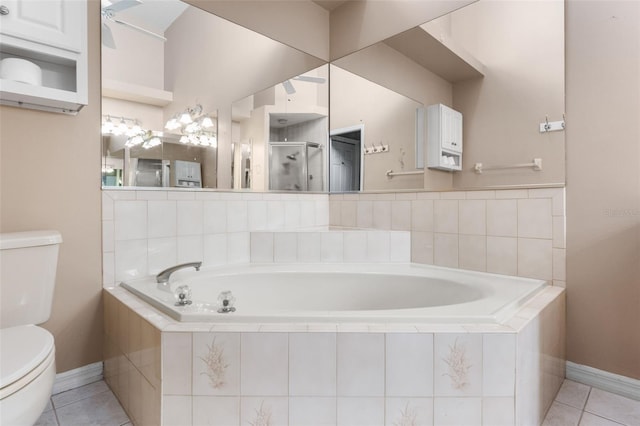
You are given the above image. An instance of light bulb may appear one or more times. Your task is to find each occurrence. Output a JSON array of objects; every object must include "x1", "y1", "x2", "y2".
[
  {"x1": 180, "y1": 135, "x2": 189, "y2": 144},
  {"x1": 102, "y1": 116, "x2": 115, "y2": 134},
  {"x1": 127, "y1": 135, "x2": 144, "y2": 146},
  {"x1": 201, "y1": 116, "x2": 214, "y2": 128},
  {"x1": 179, "y1": 111, "x2": 193, "y2": 124},
  {"x1": 126, "y1": 122, "x2": 143, "y2": 137},
  {"x1": 116, "y1": 118, "x2": 128, "y2": 135},
  {"x1": 185, "y1": 122, "x2": 200, "y2": 134},
  {"x1": 165, "y1": 117, "x2": 180, "y2": 130}
]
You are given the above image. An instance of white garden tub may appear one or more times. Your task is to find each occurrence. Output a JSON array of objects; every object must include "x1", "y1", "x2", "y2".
[{"x1": 120, "y1": 263, "x2": 546, "y2": 324}]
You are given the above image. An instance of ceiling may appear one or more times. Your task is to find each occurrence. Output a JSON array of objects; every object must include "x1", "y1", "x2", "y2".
[
  {"x1": 102, "y1": 0, "x2": 188, "y2": 34},
  {"x1": 104, "y1": 0, "x2": 351, "y2": 37}
]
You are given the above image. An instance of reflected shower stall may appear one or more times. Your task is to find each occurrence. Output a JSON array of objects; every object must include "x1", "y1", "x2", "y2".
[{"x1": 269, "y1": 142, "x2": 322, "y2": 191}]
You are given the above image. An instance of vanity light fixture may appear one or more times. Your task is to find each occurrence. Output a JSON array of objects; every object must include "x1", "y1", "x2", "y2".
[
  {"x1": 165, "y1": 104, "x2": 217, "y2": 148},
  {"x1": 101, "y1": 115, "x2": 141, "y2": 136},
  {"x1": 101, "y1": 115, "x2": 161, "y2": 150}
]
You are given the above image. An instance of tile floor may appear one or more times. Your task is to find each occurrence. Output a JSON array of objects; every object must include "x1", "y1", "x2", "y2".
[
  {"x1": 542, "y1": 380, "x2": 640, "y2": 426},
  {"x1": 35, "y1": 380, "x2": 129, "y2": 426},
  {"x1": 36, "y1": 378, "x2": 639, "y2": 426}
]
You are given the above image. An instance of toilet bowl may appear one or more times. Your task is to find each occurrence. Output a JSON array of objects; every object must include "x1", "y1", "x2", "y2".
[
  {"x1": 0, "y1": 230, "x2": 62, "y2": 426},
  {"x1": 0, "y1": 326, "x2": 56, "y2": 426}
]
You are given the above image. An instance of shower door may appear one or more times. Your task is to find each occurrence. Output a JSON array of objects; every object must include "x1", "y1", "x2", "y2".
[{"x1": 269, "y1": 142, "x2": 308, "y2": 191}]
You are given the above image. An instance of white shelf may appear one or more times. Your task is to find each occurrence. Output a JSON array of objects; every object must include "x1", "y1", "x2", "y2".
[{"x1": 102, "y1": 79, "x2": 173, "y2": 107}]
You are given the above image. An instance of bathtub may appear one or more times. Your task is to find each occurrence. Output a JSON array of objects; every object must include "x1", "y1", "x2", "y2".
[{"x1": 120, "y1": 263, "x2": 546, "y2": 324}]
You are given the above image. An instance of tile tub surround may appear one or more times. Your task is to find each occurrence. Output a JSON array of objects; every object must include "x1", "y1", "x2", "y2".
[
  {"x1": 103, "y1": 285, "x2": 565, "y2": 425},
  {"x1": 330, "y1": 188, "x2": 566, "y2": 285},
  {"x1": 102, "y1": 190, "x2": 330, "y2": 287},
  {"x1": 102, "y1": 187, "x2": 566, "y2": 288}
]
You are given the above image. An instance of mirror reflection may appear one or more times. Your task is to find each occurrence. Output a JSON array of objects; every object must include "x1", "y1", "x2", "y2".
[
  {"x1": 101, "y1": 0, "x2": 564, "y2": 192},
  {"x1": 232, "y1": 65, "x2": 329, "y2": 192},
  {"x1": 101, "y1": 0, "x2": 220, "y2": 188},
  {"x1": 329, "y1": 64, "x2": 424, "y2": 191},
  {"x1": 101, "y1": 0, "x2": 325, "y2": 189}
]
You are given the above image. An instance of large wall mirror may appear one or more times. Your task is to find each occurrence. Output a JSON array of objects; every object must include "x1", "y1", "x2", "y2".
[{"x1": 101, "y1": 0, "x2": 564, "y2": 192}]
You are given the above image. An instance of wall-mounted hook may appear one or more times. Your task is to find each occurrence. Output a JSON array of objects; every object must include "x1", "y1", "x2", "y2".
[{"x1": 539, "y1": 116, "x2": 565, "y2": 133}]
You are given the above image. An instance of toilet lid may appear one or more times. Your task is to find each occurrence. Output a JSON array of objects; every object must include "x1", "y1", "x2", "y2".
[{"x1": 0, "y1": 325, "x2": 54, "y2": 389}]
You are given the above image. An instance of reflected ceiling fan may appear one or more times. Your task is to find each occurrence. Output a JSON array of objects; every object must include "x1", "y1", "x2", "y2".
[
  {"x1": 101, "y1": 0, "x2": 167, "y2": 49},
  {"x1": 282, "y1": 75, "x2": 327, "y2": 95}
]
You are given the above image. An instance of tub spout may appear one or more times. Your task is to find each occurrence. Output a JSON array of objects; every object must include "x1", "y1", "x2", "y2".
[{"x1": 156, "y1": 261, "x2": 202, "y2": 284}]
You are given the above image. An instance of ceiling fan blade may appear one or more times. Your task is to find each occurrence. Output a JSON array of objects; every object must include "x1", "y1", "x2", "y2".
[
  {"x1": 102, "y1": 22, "x2": 116, "y2": 49},
  {"x1": 103, "y1": 0, "x2": 141, "y2": 13},
  {"x1": 282, "y1": 80, "x2": 296, "y2": 95},
  {"x1": 293, "y1": 76, "x2": 327, "y2": 84},
  {"x1": 113, "y1": 19, "x2": 167, "y2": 41}
]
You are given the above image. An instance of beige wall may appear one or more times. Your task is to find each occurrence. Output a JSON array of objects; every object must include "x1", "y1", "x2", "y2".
[
  {"x1": 186, "y1": 0, "x2": 330, "y2": 61},
  {"x1": 330, "y1": 65, "x2": 423, "y2": 191},
  {"x1": 333, "y1": 42, "x2": 454, "y2": 191},
  {"x1": 0, "y1": 0, "x2": 102, "y2": 373},
  {"x1": 565, "y1": 0, "x2": 640, "y2": 380},
  {"x1": 451, "y1": 0, "x2": 565, "y2": 188}
]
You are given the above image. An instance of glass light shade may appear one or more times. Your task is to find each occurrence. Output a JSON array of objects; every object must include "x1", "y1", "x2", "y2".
[
  {"x1": 129, "y1": 135, "x2": 144, "y2": 146},
  {"x1": 117, "y1": 119, "x2": 128, "y2": 135},
  {"x1": 101, "y1": 121, "x2": 114, "y2": 134},
  {"x1": 201, "y1": 116, "x2": 214, "y2": 128},
  {"x1": 167, "y1": 118, "x2": 181, "y2": 131},
  {"x1": 179, "y1": 112, "x2": 193, "y2": 124},
  {"x1": 185, "y1": 122, "x2": 200, "y2": 134},
  {"x1": 180, "y1": 135, "x2": 189, "y2": 144}
]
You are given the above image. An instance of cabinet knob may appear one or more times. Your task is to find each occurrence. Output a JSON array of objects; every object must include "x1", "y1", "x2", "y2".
[{"x1": 0, "y1": 5, "x2": 9, "y2": 15}]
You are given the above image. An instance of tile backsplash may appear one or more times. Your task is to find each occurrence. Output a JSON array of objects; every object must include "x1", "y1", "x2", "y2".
[
  {"x1": 102, "y1": 190, "x2": 330, "y2": 286},
  {"x1": 102, "y1": 187, "x2": 565, "y2": 287},
  {"x1": 329, "y1": 188, "x2": 565, "y2": 284}
]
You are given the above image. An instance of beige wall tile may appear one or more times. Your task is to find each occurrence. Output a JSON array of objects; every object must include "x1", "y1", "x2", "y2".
[
  {"x1": 458, "y1": 235, "x2": 487, "y2": 272},
  {"x1": 486, "y1": 236, "x2": 518, "y2": 276},
  {"x1": 356, "y1": 200, "x2": 373, "y2": 228},
  {"x1": 518, "y1": 238, "x2": 553, "y2": 280},
  {"x1": 434, "y1": 200, "x2": 459, "y2": 233},
  {"x1": 487, "y1": 200, "x2": 518, "y2": 237},
  {"x1": 411, "y1": 199, "x2": 434, "y2": 232},
  {"x1": 411, "y1": 231, "x2": 434, "y2": 264},
  {"x1": 518, "y1": 198, "x2": 553, "y2": 239},
  {"x1": 434, "y1": 233, "x2": 458, "y2": 268},
  {"x1": 459, "y1": 200, "x2": 486, "y2": 236},
  {"x1": 391, "y1": 200, "x2": 412, "y2": 230}
]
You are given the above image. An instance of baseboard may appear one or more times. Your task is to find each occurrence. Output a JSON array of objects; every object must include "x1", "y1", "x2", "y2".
[
  {"x1": 566, "y1": 361, "x2": 640, "y2": 401},
  {"x1": 52, "y1": 362, "x2": 104, "y2": 395}
]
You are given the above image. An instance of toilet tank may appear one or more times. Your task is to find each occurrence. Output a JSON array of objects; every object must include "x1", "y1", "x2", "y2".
[{"x1": 0, "y1": 231, "x2": 62, "y2": 328}]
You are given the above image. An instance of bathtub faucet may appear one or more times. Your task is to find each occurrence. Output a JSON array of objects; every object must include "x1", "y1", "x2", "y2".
[{"x1": 156, "y1": 261, "x2": 202, "y2": 284}]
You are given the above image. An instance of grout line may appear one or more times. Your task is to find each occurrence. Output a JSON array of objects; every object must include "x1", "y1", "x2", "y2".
[{"x1": 583, "y1": 385, "x2": 593, "y2": 411}]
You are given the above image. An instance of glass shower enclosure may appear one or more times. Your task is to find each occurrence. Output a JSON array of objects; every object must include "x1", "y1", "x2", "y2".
[{"x1": 269, "y1": 141, "x2": 323, "y2": 191}]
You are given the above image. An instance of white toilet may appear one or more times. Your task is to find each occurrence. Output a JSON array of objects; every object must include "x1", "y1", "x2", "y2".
[{"x1": 0, "y1": 230, "x2": 62, "y2": 426}]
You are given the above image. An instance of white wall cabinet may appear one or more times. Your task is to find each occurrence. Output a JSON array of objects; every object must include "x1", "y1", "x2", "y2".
[
  {"x1": 0, "y1": 0, "x2": 87, "y2": 114},
  {"x1": 426, "y1": 103, "x2": 463, "y2": 171},
  {"x1": 174, "y1": 160, "x2": 202, "y2": 188}
]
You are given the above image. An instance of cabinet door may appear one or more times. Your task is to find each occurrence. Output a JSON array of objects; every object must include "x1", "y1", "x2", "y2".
[
  {"x1": 441, "y1": 106, "x2": 463, "y2": 153},
  {"x1": 0, "y1": 0, "x2": 84, "y2": 52}
]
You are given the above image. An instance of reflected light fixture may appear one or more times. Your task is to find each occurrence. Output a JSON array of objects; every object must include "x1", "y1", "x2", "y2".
[
  {"x1": 165, "y1": 104, "x2": 217, "y2": 148},
  {"x1": 101, "y1": 115, "x2": 161, "y2": 150}
]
